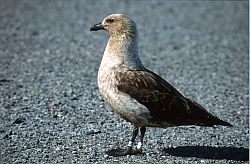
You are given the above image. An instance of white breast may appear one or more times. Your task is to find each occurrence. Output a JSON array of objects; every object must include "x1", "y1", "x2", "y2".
[{"x1": 97, "y1": 68, "x2": 151, "y2": 127}]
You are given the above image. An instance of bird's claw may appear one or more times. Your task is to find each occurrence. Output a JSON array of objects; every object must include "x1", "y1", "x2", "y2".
[{"x1": 106, "y1": 146, "x2": 142, "y2": 157}]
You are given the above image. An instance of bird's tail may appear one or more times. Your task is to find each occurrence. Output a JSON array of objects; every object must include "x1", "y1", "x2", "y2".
[{"x1": 186, "y1": 98, "x2": 233, "y2": 127}]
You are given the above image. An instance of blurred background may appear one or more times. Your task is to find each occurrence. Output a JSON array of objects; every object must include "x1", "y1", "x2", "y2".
[{"x1": 0, "y1": 0, "x2": 248, "y2": 163}]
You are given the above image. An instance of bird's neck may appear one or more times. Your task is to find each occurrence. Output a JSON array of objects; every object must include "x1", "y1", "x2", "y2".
[{"x1": 100, "y1": 34, "x2": 144, "y2": 70}]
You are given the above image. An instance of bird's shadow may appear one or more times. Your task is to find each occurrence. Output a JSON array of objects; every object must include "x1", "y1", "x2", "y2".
[{"x1": 163, "y1": 146, "x2": 249, "y2": 161}]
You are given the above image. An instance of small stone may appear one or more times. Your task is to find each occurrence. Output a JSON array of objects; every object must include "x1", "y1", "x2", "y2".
[
  {"x1": 13, "y1": 118, "x2": 26, "y2": 124},
  {"x1": 55, "y1": 147, "x2": 60, "y2": 151}
]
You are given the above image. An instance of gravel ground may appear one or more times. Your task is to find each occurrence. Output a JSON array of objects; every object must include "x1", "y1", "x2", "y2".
[{"x1": 0, "y1": 0, "x2": 248, "y2": 163}]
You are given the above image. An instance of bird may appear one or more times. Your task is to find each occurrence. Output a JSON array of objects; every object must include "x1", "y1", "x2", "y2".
[{"x1": 90, "y1": 14, "x2": 232, "y2": 156}]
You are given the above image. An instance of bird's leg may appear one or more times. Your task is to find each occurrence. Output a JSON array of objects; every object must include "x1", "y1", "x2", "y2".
[
  {"x1": 106, "y1": 127, "x2": 140, "y2": 156},
  {"x1": 135, "y1": 127, "x2": 146, "y2": 153},
  {"x1": 126, "y1": 127, "x2": 139, "y2": 153}
]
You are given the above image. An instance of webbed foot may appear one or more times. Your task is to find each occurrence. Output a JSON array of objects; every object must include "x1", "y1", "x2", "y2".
[{"x1": 106, "y1": 147, "x2": 142, "y2": 157}]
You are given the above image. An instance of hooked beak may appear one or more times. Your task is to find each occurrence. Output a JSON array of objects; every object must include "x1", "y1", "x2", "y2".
[{"x1": 90, "y1": 23, "x2": 104, "y2": 31}]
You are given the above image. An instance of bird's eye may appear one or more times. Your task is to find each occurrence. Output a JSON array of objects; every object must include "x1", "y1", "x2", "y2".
[{"x1": 107, "y1": 18, "x2": 114, "y2": 23}]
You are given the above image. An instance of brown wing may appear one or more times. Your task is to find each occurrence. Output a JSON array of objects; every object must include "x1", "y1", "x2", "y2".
[{"x1": 115, "y1": 69, "x2": 232, "y2": 127}]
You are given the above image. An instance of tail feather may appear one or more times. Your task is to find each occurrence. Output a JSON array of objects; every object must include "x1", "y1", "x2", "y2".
[{"x1": 186, "y1": 98, "x2": 233, "y2": 127}]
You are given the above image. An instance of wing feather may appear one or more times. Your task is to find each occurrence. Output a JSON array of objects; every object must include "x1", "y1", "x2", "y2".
[
  {"x1": 115, "y1": 69, "x2": 192, "y2": 124},
  {"x1": 115, "y1": 69, "x2": 232, "y2": 127}
]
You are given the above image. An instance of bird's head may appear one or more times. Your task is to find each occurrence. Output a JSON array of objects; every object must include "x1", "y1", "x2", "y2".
[{"x1": 90, "y1": 14, "x2": 137, "y2": 38}]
